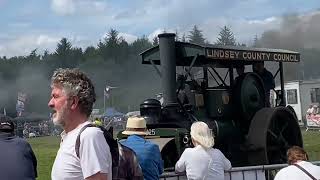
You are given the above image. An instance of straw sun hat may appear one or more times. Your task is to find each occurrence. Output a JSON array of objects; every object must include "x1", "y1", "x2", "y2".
[{"x1": 122, "y1": 116, "x2": 148, "y2": 135}]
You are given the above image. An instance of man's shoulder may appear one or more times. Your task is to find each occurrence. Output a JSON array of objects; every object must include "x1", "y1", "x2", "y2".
[
  {"x1": 79, "y1": 125, "x2": 105, "y2": 142},
  {"x1": 145, "y1": 139, "x2": 160, "y2": 148},
  {"x1": 16, "y1": 137, "x2": 32, "y2": 146},
  {"x1": 82, "y1": 125, "x2": 102, "y2": 134},
  {"x1": 78, "y1": 122, "x2": 103, "y2": 136},
  {"x1": 2, "y1": 135, "x2": 30, "y2": 146}
]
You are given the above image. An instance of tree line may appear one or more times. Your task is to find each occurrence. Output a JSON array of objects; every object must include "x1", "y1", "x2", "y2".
[{"x1": 0, "y1": 25, "x2": 317, "y2": 117}]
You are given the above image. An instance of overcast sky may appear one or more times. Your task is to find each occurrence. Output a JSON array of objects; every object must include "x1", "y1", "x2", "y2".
[{"x1": 0, "y1": 0, "x2": 319, "y2": 57}]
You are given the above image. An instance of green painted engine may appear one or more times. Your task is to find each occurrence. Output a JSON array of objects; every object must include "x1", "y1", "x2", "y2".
[{"x1": 122, "y1": 33, "x2": 303, "y2": 169}]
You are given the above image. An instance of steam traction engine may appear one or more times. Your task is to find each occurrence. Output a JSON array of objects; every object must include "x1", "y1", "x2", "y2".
[{"x1": 123, "y1": 33, "x2": 303, "y2": 168}]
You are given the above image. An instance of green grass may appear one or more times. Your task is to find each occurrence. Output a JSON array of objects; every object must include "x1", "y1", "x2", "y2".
[
  {"x1": 301, "y1": 130, "x2": 320, "y2": 160},
  {"x1": 28, "y1": 130, "x2": 320, "y2": 180},
  {"x1": 28, "y1": 136, "x2": 60, "y2": 180}
]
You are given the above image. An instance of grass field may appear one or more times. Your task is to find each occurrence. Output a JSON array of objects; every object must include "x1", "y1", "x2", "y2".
[
  {"x1": 28, "y1": 130, "x2": 320, "y2": 180},
  {"x1": 28, "y1": 136, "x2": 60, "y2": 180},
  {"x1": 301, "y1": 130, "x2": 320, "y2": 160}
]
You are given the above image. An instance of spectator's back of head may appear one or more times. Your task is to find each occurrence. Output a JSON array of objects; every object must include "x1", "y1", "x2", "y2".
[
  {"x1": 287, "y1": 146, "x2": 308, "y2": 165},
  {"x1": 0, "y1": 115, "x2": 14, "y2": 133},
  {"x1": 190, "y1": 121, "x2": 214, "y2": 149}
]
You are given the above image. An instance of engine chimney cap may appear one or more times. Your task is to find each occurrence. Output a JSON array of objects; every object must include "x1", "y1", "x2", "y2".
[{"x1": 158, "y1": 33, "x2": 176, "y2": 38}]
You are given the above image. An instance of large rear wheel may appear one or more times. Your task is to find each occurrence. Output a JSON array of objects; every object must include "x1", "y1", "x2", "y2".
[{"x1": 247, "y1": 107, "x2": 303, "y2": 165}]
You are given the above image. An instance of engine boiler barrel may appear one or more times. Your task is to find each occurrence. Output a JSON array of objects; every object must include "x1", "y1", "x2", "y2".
[{"x1": 158, "y1": 33, "x2": 177, "y2": 106}]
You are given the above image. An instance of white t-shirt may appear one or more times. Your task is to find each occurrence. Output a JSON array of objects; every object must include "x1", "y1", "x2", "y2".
[
  {"x1": 175, "y1": 145, "x2": 232, "y2": 180},
  {"x1": 51, "y1": 121, "x2": 112, "y2": 180},
  {"x1": 274, "y1": 161, "x2": 320, "y2": 180}
]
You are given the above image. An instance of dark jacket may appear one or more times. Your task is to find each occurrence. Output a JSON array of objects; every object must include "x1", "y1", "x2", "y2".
[{"x1": 0, "y1": 133, "x2": 37, "y2": 180}]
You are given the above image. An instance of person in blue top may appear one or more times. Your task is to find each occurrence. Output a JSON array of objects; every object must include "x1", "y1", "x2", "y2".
[{"x1": 120, "y1": 116, "x2": 163, "y2": 180}]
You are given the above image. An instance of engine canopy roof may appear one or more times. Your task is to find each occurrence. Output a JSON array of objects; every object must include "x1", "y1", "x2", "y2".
[{"x1": 140, "y1": 42, "x2": 300, "y2": 68}]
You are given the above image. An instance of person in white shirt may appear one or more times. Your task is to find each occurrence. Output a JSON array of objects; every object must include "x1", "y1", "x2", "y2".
[
  {"x1": 274, "y1": 146, "x2": 320, "y2": 180},
  {"x1": 49, "y1": 68, "x2": 111, "y2": 180},
  {"x1": 175, "y1": 121, "x2": 231, "y2": 180}
]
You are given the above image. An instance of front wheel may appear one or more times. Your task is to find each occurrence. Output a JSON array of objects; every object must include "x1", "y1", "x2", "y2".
[{"x1": 161, "y1": 139, "x2": 179, "y2": 169}]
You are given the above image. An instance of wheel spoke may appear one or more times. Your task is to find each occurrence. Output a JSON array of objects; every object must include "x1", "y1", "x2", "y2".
[
  {"x1": 279, "y1": 122, "x2": 288, "y2": 134},
  {"x1": 267, "y1": 129, "x2": 278, "y2": 140}
]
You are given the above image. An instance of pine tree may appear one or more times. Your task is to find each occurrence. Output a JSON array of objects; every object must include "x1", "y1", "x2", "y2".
[
  {"x1": 84, "y1": 46, "x2": 96, "y2": 58},
  {"x1": 131, "y1": 35, "x2": 152, "y2": 53},
  {"x1": 253, "y1": 35, "x2": 260, "y2": 47},
  {"x1": 55, "y1": 38, "x2": 72, "y2": 56},
  {"x1": 188, "y1": 25, "x2": 206, "y2": 45},
  {"x1": 105, "y1": 29, "x2": 120, "y2": 47},
  {"x1": 152, "y1": 36, "x2": 159, "y2": 46},
  {"x1": 43, "y1": 49, "x2": 49, "y2": 57},
  {"x1": 54, "y1": 38, "x2": 77, "y2": 67},
  {"x1": 216, "y1": 26, "x2": 236, "y2": 46},
  {"x1": 175, "y1": 29, "x2": 179, "y2": 41},
  {"x1": 42, "y1": 49, "x2": 50, "y2": 60},
  {"x1": 181, "y1": 33, "x2": 186, "y2": 42},
  {"x1": 28, "y1": 49, "x2": 39, "y2": 60},
  {"x1": 98, "y1": 28, "x2": 123, "y2": 63}
]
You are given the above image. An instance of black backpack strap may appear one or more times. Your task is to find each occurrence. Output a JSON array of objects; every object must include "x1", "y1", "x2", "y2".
[
  {"x1": 75, "y1": 123, "x2": 119, "y2": 168},
  {"x1": 75, "y1": 123, "x2": 96, "y2": 158},
  {"x1": 293, "y1": 164, "x2": 317, "y2": 180}
]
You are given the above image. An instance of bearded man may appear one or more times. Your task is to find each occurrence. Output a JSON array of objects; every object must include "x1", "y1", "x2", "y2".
[{"x1": 49, "y1": 68, "x2": 111, "y2": 180}]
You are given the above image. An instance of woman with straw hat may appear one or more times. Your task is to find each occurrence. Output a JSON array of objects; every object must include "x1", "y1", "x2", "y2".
[{"x1": 175, "y1": 121, "x2": 231, "y2": 180}]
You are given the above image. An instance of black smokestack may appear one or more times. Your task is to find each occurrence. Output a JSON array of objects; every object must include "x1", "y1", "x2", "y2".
[{"x1": 158, "y1": 33, "x2": 177, "y2": 106}]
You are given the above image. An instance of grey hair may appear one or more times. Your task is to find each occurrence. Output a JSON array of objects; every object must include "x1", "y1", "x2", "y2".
[{"x1": 51, "y1": 68, "x2": 96, "y2": 117}]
